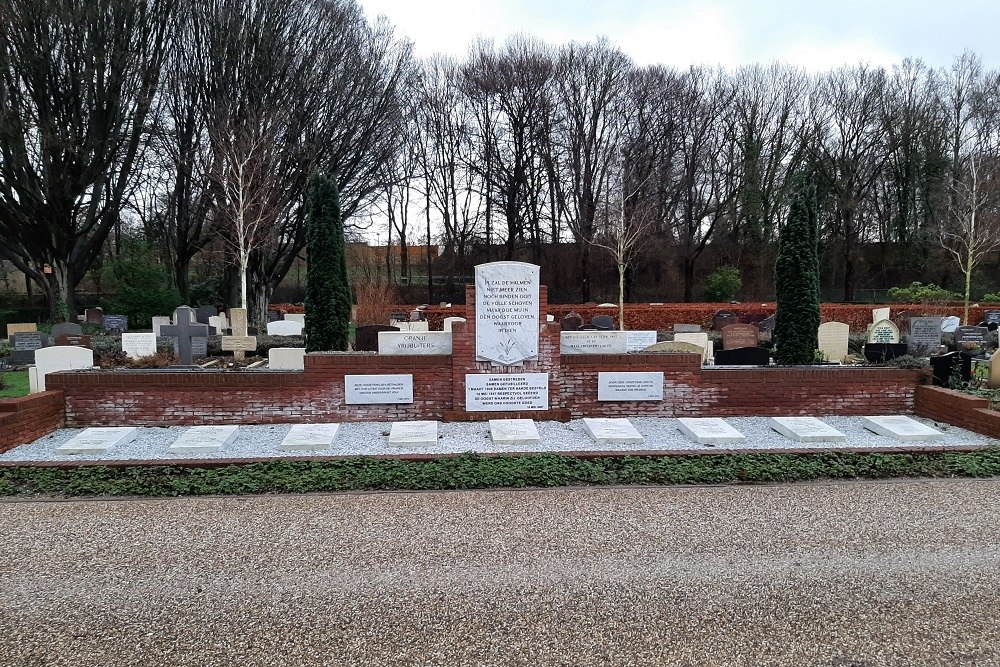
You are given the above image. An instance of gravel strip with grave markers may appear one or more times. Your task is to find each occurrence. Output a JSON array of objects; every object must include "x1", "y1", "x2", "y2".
[{"x1": 0, "y1": 415, "x2": 994, "y2": 463}]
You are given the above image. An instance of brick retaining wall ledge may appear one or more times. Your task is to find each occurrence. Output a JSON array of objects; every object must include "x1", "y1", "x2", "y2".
[
  {"x1": 914, "y1": 385, "x2": 1000, "y2": 439},
  {"x1": 0, "y1": 391, "x2": 65, "y2": 454}
]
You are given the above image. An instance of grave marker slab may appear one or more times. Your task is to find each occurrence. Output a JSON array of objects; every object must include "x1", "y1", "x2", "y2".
[
  {"x1": 151, "y1": 316, "x2": 172, "y2": 336},
  {"x1": 674, "y1": 332, "x2": 712, "y2": 362},
  {"x1": 673, "y1": 323, "x2": 702, "y2": 333},
  {"x1": 101, "y1": 314, "x2": 128, "y2": 333},
  {"x1": 860, "y1": 416, "x2": 944, "y2": 442},
  {"x1": 489, "y1": 419, "x2": 541, "y2": 445},
  {"x1": 954, "y1": 326, "x2": 989, "y2": 348},
  {"x1": 677, "y1": 418, "x2": 747, "y2": 445},
  {"x1": 769, "y1": 417, "x2": 846, "y2": 442},
  {"x1": 597, "y1": 372, "x2": 664, "y2": 401},
  {"x1": 625, "y1": 331, "x2": 658, "y2": 352},
  {"x1": 221, "y1": 336, "x2": 257, "y2": 353},
  {"x1": 581, "y1": 418, "x2": 644, "y2": 445},
  {"x1": 721, "y1": 324, "x2": 759, "y2": 350},
  {"x1": 872, "y1": 307, "x2": 891, "y2": 323},
  {"x1": 55, "y1": 334, "x2": 91, "y2": 348},
  {"x1": 56, "y1": 427, "x2": 138, "y2": 455},
  {"x1": 443, "y1": 317, "x2": 466, "y2": 332},
  {"x1": 560, "y1": 331, "x2": 628, "y2": 355},
  {"x1": 50, "y1": 322, "x2": 82, "y2": 339},
  {"x1": 267, "y1": 320, "x2": 304, "y2": 336},
  {"x1": 195, "y1": 305, "x2": 217, "y2": 325},
  {"x1": 714, "y1": 347, "x2": 770, "y2": 366},
  {"x1": 377, "y1": 331, "x2": 452, "y2": 355},
  {"x1": 160, "y1": 306, "x2": 209, "y2": 366},
  {"x1": 168, "y1": 425, "x2": 238, "y2": 453},
  {"x1": 475, "y1": 261, "x2": 540, "y2": 365},
  {"x1": 11, "y1": 332, "x2": 44, "y2": 365},
  {"x1": 268, "y1": 347, "x2": 306, "y2": 370},
  {"x1": 208, "y1": 315, "x2": 226, "y2": 333},
  {"x1": 229, "y1": 308, "x2": 249, "y2": 336},
  {"x1": 84, "y1": 307, "x2": 104, "y2": 325},
  {"x1": 6, "y1": 322, "x2": 37, "y2": 338},
  {"x1": 387, "y1": 420, "x2": 438, "y2": 446},
  {"x1": 818, "y1": 322, "x2": 850, "y2": 362},
  {"x1": 34, "y1": 345, "x2": 94, "y2": 392},
  {"x1": 466, "y1": 373, "x2": 549, "y2": 411},
  {"x1": 867, "y1": 319, "x2": 900, "y2": 344},
  {"x1": 354, "y1": 324, "x2": 398, "y2": 352},
  {"x1": 279, "y1": 423, "x2": 340, "y2": 452},
  {"x1": 121, "y1": 333, "x2": 157, "y2": 359},
  {"x1": 908, "y1": 317, "x2": 943, "y2": 355},
  {"x1": 345, "y1": 374, "x2": 413, "y2": 404}
]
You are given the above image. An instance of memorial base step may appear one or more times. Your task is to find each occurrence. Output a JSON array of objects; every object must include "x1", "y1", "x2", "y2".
[{"x1": 442, "y1": 409, "x2": 572, "y2": 422}]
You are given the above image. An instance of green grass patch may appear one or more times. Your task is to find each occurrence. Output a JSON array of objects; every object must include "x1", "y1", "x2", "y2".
[
  {"x1": 1, "y1": 450, "x2": 999, "y2": 498},
  {"x1": 0, "y1": 370, "x2": 29, "y2": 398}
]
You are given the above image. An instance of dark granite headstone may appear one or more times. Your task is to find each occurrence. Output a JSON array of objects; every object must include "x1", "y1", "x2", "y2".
[
  {"x1": 51, "y1": 322, "x2": 83, "y2": 338},
  {"x1": 190, "y1": 336, "x2": 208, "y2": 358},
  {"x1": 673, "y1": 323, "x2": 702, "y2": 333},
  {"x1": 721, "y1": 324, "x2": 759, "y2": 350},
  {"x1": 591, "y1": 314, "x2": 614, "y2": 331},
  {"x1": 267, "y1": 309, "x2": 283, "y2": 323},
  {"x1": 354, "y1": 324, "x2": 399, "y2": 352},
  {"x1": 983, "y1": 310, "x2": 1000, "y2": 331},
  {"x1": 954, "y1": 326, "x2": 989, "y2": 349},
  {"x1": 863, "y1": 343, "x2": 909, "y2": 362},
  {"x1": 712, "y1": 310, "x2": 739, "y2": 331},
  {"x1": 930, "y1": 351, "x2": 973, "y2": 387},
  {"x1": 757, "y1": 315, "x2": 776, "y2": 333},
  {"x1": 715, "y1": 346, "x2": 770, "y2": 366},
  {"x1": 85, "y1": 307, "x2": 104, "y2": 325},
  {"x1": 56, "y1": 334, "x2": 92, "y2": 348},
  {"x1": 161, "y1": 306, "x2": 209, "y2": 366},
  {"x1": 578, "y1": 324, "x2": 599, "y2": 331},
  {"x1": 195, "y1": 305, "x2": 217, "y2": 325},
  {"x1": 560, "y1": 312, "x2": 583, "y2": 332},
  {"x1": 11, "y1": 332, "x2": 44, "y2": 365},
  {"x1": 101, "y1": 314, "x2": 128, "y2": 333}
]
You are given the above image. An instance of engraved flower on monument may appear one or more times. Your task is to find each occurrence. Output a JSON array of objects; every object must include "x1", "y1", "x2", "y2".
[{"x1": 475, "y1": 262, "x2": 540, "y2": 365}]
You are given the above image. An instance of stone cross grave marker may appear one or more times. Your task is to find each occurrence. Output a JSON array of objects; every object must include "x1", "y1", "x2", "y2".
[
  {"x1": 221, "y1": 307, "x2": 255, "y2": 360},
  {"x1": 160, "y1": 306, "x2": 209, "y2": 366},
  {"x1": 817, "y1": 321, "x2": 850, "y2": 362},
  {"x1": 867, "y1": 319, "x2": 900, "y2": 344},
  {"x1": 908, "y1": 317, "x2": 943, "y2": 355},
  {"x1": 721, "y1": 323, "x2": 759, "y2": 350}
]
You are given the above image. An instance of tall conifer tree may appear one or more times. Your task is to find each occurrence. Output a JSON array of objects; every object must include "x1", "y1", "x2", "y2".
[
  {"x1": 304, "y1": 173, "x2": 351, "y2": 351},
  {"x1": 774, "y1": 173, "x2": 821, "y2": 364}
]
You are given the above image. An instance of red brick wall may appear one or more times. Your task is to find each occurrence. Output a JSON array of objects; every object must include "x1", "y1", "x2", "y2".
[
  {"x1": 0, "y1": 391, "x2": 65, "y2": 453},
  {"x1": 562, "y1": 355, "x2": 924, "y2": 418},
  {"x1": 914, "y1": 385, "x2": 1000, "y2": 439}
]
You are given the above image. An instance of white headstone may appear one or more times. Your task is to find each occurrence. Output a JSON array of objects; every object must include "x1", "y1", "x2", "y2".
[
  {"x1": 597, "y1": 372, "x2": 664, "y2": 401},
  {"x1": 626, "y1": 331, "x2": 658, "y2": 352},
  {"x1": 151, "y1": 316, "x2": 171, "y2": 336},
  {"x1": 674, "y1": 332, "x2": 713, "y2": 362},
  {"x1": 284, "y1": 313, "x2": 306, "y2": 325},
  {"x1": 860, "y1": 416, "x2": 944, "y2": 442},
  {"x1": 581, "y1": 418, "x2": 644, "y2": 445},
  {"x1": 208, "y1": 315, "x2": 226, "y2": 333},
  {"x1": 817, "y1": 322, "x2": 850, "y2": 362},
  {"x1": 268, "y1": 347, "x2": 306, "y2": 370},
  {"x1": 868, "y1": 319, "x2": 900, "y2": 344},
  {"x1": 279, "y1": 423, "x2": 340, "y2": 452},
  {"x1": 676, "y1": 418, "x2": 747, "y2": 445},
  {"x1": 377, "y1": 331, "x2": 452, "y2": 355},
  {"x1": 391, "y1": 321, "x2": 430, "y2": 332},
  {"x1": 168, "y1": 425, "x2": 239, "y2": 453},
  {"x1": 121, "y1": 333, "x2": 157, "y2": 359},
  {"x1": 267, "y1": 320, "x2": 304, "y2": 336},
  {"x1": 443, "y1": 316, "x2": 466, "y2": 332},
  {"x1": 28, "y1": 366, "x2": 39, "y2": 394},
  {"x1": 769, "y1": 417, "x2": 846, "y2": 442},
  {"x1": 475, "y1": 261, "x2": 540, "y2": 365},
  {"x1": 33, "y1": 346, "x2": 95, "y2": 392},
  {"x1": 344, "y1": 374, "x2": 414, "y2": 404},
  {"x1": 387, "y1": 420, "x2": 438, "y2": 446},
  {"x1": 466, "y1": 373, "x2": 549, "y2": 411},
  {"x1": 56, "y1": 427, "x2": 138, "y2": 455},
  {"x1": 873, "y1": 307, "x2": 891, "y2": 323},
  {"x1": 990, "y1": 349, "x2": 1000, "y2": 389},
  {"x1": 489, "y1": 419, "x2": 541, "y2": 445},
  {"x1": 560, "y1": 331, "x2": 628, "y2": 354},
  {"x1": 941, "y1": 316, "x2": 960, "y2": 333}
]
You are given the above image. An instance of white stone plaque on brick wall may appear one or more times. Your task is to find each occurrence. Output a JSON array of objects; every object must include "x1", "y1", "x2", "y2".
[
  {"x1": 466, "y1": 373, "x2": 549, "y2": 411},
  {"x1": 344, "y1": 374, "x2": 414, "y2": 404},
  {"x1": 597, "y1": 372, "x2": 664, "y2": 401},
  {"x1": 560, "y1": 331, "x2": 628, "y2": 354},
  {"x1": 377, "y1": 331, "x2": 452, "y2": 355},
  {"x1": 475, "y1": 261, "x2": 540, "y2": 365},
  {"x1": 626, "y1": 331, "x2": 658, "y2": 352}
]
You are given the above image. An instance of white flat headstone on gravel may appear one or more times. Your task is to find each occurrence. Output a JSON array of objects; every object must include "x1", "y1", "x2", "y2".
[
  {"x1": 860, "y1": 416, "x2": 944, "y2": 442},
  {"x1": 279, "y1": 423, "x2": 340, "y2": 451},
  {"x1": 676, "y1": 418, "x2": 746, "y2": 445},
  {"x1": 388, "y1": 421, "x2": 438, "y2": 446},
  {"x1": 769, "y1": 417, "x2": 846, "y2": 443},
  {"x1": 582, "y1": 418, "x2": 644, "y2": 445},
  {"x1": 489, "y1": 419, "x2": 540, "y2": 445},
  {"x1": 56, "y1": 427, "x2": 138, "y2": 455},
  {"x1": 168, "y1": 425, "x2": 239, "y2": 453}
]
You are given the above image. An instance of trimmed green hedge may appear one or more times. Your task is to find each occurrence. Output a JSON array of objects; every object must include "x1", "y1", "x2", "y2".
[{"x1": 1, "y1": 450, "x2": 999, "y2": 498}]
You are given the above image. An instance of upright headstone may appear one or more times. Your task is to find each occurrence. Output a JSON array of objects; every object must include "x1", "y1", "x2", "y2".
[
  {"x1": 33, "y1": 345, "x2": 94, "y2": 392},
  {"x1": 221, "y1": 307, "x2": 255, "y2": 360},
  {"x1": 160, "y1": 306, "x2": 209, "y2": 366},
  {"x1": 50, "y1": 322, "x2": 82, "y2": 339},
  {"x1": 712, "y1": 311, "x2": 739, "y2": 331},
  {"x1": 872, "y1": 307, "x2": 891, "y2": 323},
  {"x1": 475, "y1": 262, "x2": 540, "y2": 365},
  {"x1": 84, "y1": 307, "x2": 104, "y2": 325},
  {"x1": 721, "y1": 324, "x2": 759, "y2": 350},
  {"x1": 673, "y1": 323, "x2": 702, "y2": 333},
  {"x1": 867, "y1": 319, "x2": 900, "y2": 344},
  {"x1": 354, "y1": 324, "x2": 399, "y2": 352},
  {"x1": 195, "y1": 305, "x2": 217, "y2": 325},
  {"x1": 267, "y1": 320, "x2": 304, "y2": 336},
  {"x1": 101, "y1": 314, "x2": 128, "y2": 334},
  {"x1": 55, "y1": 334, "x2": 91, "y2": 348},
  {"x1": 714, "y1": 347, "x2": 770, "y2": 366},
  {"x1": 757, "y1": 315, "x2": 776, "y2": 333},
  {"x1": 941, "y1": 316, "x2": 960, "y2": 333},
  {"x1": 817, "y1": 322, "x2": 850, "y2": 362},
  {"x1": 121, "y1": 333, "x2": 157, "y2": 359},
  {"x1": 443, "y1": 316, "x2": 466, "y2": 332},
  {"x1": 930, "y1": 351, "x2": 972, "y2": 387},
  {"x1": 954, "y1": 326, "x2": 989, "y2": 350},
  {"x1": 151, "y1": 316, "x2": 171, "y2": 337},
  {"x1": 267, "y1": 309, "x2": 283, "y2": 323},
  {"x1": 208, "y1": 315, "x2": 227, "y2": 333},
  {"x1": 5, "y1": 322, "x2": 37, "y2": 338},
  {"x1": 989, "y1": 349, "x2": 1000, "y2": 389},
  {"x1": 11, "y1": 332, "x2": 45, "y2": 365},
  {"x1": 268, "y1": 347, "x2": 306, "y2": 370},
  {"x1": 984, "y1": 310, "x2": 1000, "y2": 331},
  {"x1": 591, "y1": 314, "x2": 614, "y2": 331},
  {"x1": 229, "y1": 308, "x2": 249, "y2": 336},
  {"x1": 284, "y1": 313, "x2": 306, "y2": 326},
  {"x1": 560, "y1": 312, "x2": 583, "y2": 332},
  {"x1": 674, "y1": 332, "x2": 712, "y2": 363},
  {"x1": 908, "y1": 317, "x2": 943, "y2": 355}
]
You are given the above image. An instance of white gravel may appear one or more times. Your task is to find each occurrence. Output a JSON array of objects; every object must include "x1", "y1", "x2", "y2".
[{"x1": 0, "y1": 415, "x2": 994, "y2": 463}]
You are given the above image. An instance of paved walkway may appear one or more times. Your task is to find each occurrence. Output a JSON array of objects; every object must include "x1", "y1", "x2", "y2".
[{"x1": 3, "y1": 481, "x2": 1000, "y2": 666}]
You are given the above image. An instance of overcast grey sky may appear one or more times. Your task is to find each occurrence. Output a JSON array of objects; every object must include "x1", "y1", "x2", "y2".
[{"x1": 358, "y1": 0, "x2": 1000, "y2": 70}]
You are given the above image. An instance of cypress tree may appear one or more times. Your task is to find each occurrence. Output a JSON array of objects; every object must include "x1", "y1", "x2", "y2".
[
  {"x1": 304, "y1": 173, "x2": 352, "y2": 352},
  {"x1": 774, "y1": 172, "x2": 821, "y2": 365}
]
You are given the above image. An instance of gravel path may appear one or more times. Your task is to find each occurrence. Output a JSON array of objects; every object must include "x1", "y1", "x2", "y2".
[
  {"x1": 0, "y1": 415, "x2": 993, "y2": 463},
  {"x1": 2, "y1": 480, "x2": 1000, "y2": 666}
]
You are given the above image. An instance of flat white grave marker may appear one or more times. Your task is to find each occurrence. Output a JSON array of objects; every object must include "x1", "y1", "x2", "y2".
[
  {"x1": 169, "y1": 425, "x2": 239, "y2": 453},
  {"x1": 769, "y1": 417, "x2": 846, "y2": 443},
  {"x1": 489, "y1": 419, "x2": 540, "y2": 445},
  {"x1": 388, "y1": 421, "x2": 438, "y2": 446},
  {"x1": 279, "y1": 423, "x2": 340, "y2": 451},
  {"x1": 57, "y1": 427, "x2": 138, "y2": 455},
  {"x1": 582, "y1": 418, "x2": 644, "y2": 445},
  {"x1": 676, "y1": 418, "x2": 746, "y2": 445},
  {"x1": 860, "y1": 416, "x2": 944, "y2": 442}
]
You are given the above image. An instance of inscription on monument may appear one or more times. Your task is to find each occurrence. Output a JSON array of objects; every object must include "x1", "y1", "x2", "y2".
[
  {"x1": 475, "y1": 262, "x2": 540, "y2": 365},
  {"x1": 466, "y1": 373, "x2": 549, "y2": 411}
]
